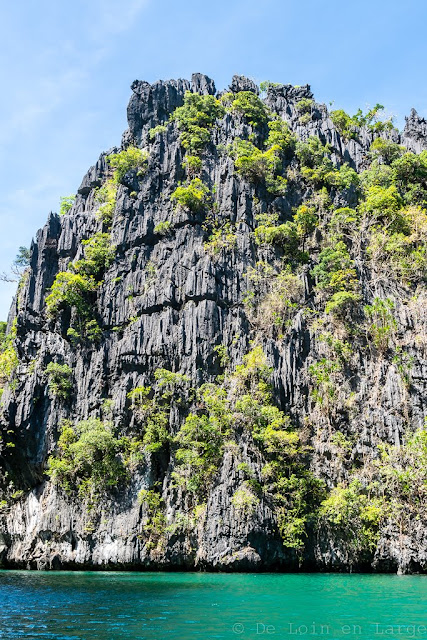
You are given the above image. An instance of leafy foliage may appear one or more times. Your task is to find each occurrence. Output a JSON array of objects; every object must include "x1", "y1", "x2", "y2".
[
  {"x1": 127, "y1": 369, "x2": 190, "y2": 454},
  {"x1": 309, "y1": 358, "x2": 341, "y2": 411},
  {"x1": 362, "y1": 185, "x2": 405, "y2": 231},
  {"x1": 46, "y1": 272, "x2": 97, "y2": 319},
  {"x1": 230, "y1": 91, "x2": 269, "y2": 127},
  {"x1": 107, "y1": 146, "x2": 149, "y2": 184},
  {"x1": 171, "y1": 178, "x2": 210, "y2": 211},
  {"x1": 183, "y1": 155, "x2": 202, "y2": 176},
  {"x1": 293, "y1": 203, "x2": 318, "y2": 238},
  {"x1": 138, "y1": 488, "x2": 166, "y2": 544},
  {"x1": 171, "y1": 91, "x2": 224, "y2": 153},
  {"x1": 154, "y1": 221, "x2": 172, "y2": 236},
  {"x1": 368, "y1": 207, "x2": 427, "y2": 284},
  {"x1": 245, "y1": 262, "x2": 304, "y2": 332},
  {"x1": 319, "y1": 481, "x2": 384, "y2": 555},
  {"x1": 231, "y1": 485, "x2": 259, "y2": 515},
  {"x1": 331, "y1": 104, "x2": 393, "y2": 140},
  {"x1": 44, "y1": 227, "x2": 115, "y2": 343},
  {"x1": 204, "y1": 222, "x2": 236, "y2": 257},
  {"x1": 48, "y1": 419, "x2": 127, "y2": 496},
  {"x1": 172, "y1": 346, "x2": 323, "y2": 552},
  {"x1": 295, "y1": 98, "x2": 313, "y2": 114},
  {"x1": 312, "y1": 240, "x2": 360, "y2": 315},
  {"x1": 14, "y1": 246, "x2": 31, "y2": 269},
  {"x1": 358, "y1": 148, "x2": 427, "y2": 283},
  {"x1": 377, "y1": 426, "x2": 427, "y2": 515},
  {"x1": 296, "y1": 136, "x2": 358, "y2": 190},
  {"x1": 230, "y1": 119, "x2": 295, "y2": 194},
  {"x1": 259, "y1": 81, "x2": 281, "y2": 95},
  {"x1": 369, "y1": 138, "x2": 404, "y2": 165},
  {"x1": 45, "y1": 363, "x2": 73, "y2": 400},
  {"x1": 59, "y1": 195, "x2": 76, "y2": 216},
  {"x1": 364, "y1": 297, "x2": 397, "y2": 352},
  {"x1": 149, "y1": 124, "x2": 167, "y2": 140},
  {"x1": 95, "y1": 179, "x2": 117, "y2": 224},
  {"x1": 73, "y1": 233, "x2": 115, "y2": 280},
  {"x1": 0, "y1": 320, "x2": 18, "y2": 393}
]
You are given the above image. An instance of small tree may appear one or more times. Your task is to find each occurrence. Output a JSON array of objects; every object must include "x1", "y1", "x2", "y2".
[
  {"x1": 171, "y1": 178, "x2": 210, "y2": 212},
  {"x1": 46, "y1": 362, "x2": 73, "y2": 400},
  {"x1": 59, "y1": 195, "x2": 76, "y2": 216},
  {"x1": 0, "y1": 246, "x2": 31, "y2": 283},
  {"x1": 108, "y1": 147, "x2": 149, "y2": 184}
]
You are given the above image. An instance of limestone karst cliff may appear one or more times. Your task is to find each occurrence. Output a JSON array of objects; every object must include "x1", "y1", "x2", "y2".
[{"x1": 0, "y1": 73, "x2": 427, "y2": 572}]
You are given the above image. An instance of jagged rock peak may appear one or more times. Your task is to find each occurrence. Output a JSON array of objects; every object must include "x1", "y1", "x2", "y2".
[
  {"x1": 267, "y1": 83, "x2": 313, "y2": 102},
  {"x1": 191, "y1": 73, "x2": 216, "y2": 96},
  {"x1": 230, "y1": 74, "x2": 259, "y2": 94}
]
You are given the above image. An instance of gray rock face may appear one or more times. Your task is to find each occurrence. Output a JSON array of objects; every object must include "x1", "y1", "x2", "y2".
[
  {"x1": 402, "y1": 108, "x2": 427, "y2": 153},
  {"x1": 191, "y1": 73, "x2": 216, "y2": 96},
  {"x1": 1, "y1": 74, "x2": 427, "y2": 572},
  {"x1": 230, "y1": 74, "x2": 259, "y2": 94}
]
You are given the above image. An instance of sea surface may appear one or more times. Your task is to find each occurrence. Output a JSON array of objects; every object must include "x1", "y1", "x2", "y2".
[{"x1": 0, "y1": 571, "x2": 426, "y2": 639}]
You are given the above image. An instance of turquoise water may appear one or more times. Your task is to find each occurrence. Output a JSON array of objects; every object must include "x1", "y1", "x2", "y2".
[{"x1": 0, "y1": 572, "x2": 426, "y2": 639}]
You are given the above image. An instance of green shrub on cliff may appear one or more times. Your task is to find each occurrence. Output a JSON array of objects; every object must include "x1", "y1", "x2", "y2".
[
  {"x1": 231, "y1": 485, "x2": 259, "y2": 515},
  {"x1": 171, "y1": 178, "x2": 210, "y2": 211},
  {"x1": 154, "y1": 220, "x2": 172, "y2": 236},
  {"x1": 171, "y1": 91, "x2": 224, "y2": 153},
  {"x1": 0, "y1": 320, "x2": 18, "y2": 393},
  {"x1": 231, "y1": 138, "x2": 271, "y2": 181},
  {"x1": 319, "y1": 481, "x2": 385, "y2": 554},
  {"x1": 138, "y1": 488, "x2": 166, "y2": 546},
  {"x1": 312, "y1": 241, "x2": 360, "y2": 313},
  {"x1": 73, "y1": 233, "x2": 115, "y2": 281},
  {"x1": 172, "y1": 345, "x2": 322, "y2": 553},
  {"x1": 47, "y1": 418, "x2": 127, "y2": 496},
  {"x1": 230, "y1": 91, "x2": 269, "y2": 127},
  {"x1": 204, "y1": 222, "x2": 236, "y2": 257},
  {"x1": 149, "y1": 124, "x2": 167, "y2": 140},
  {"x1": 45, "y1": 363, "x2": 73, "y2": 400},
  {"x1": 46, "y1": 272, "x2": 97, "y2": 319},
  {"x1": 59, "y1": 195, "x2": 76, "y2": 216},
  {"x1": 378, "y1": 426, "x2": 427, "y2": 510},
  {"x1": 369, "y1": 138, "x2": 405, "y2": 165},
  {"x1": 296, "y1": 136, "x2": 358, "y2": 189},
  {"x1": 244, "y1": 263, "x2": 304, "y2": 333},
  {"x1": 126, "y1": 368, "x2": 189, "y2": 454},
  {"x1": 45, "y1": 271, "x2": 103, "y2": 342},
  {"x1": 367, "y1": 206, "x2": 427, "y2": 284},
  {"x1": 230, "y1": 120, "x2": 294, "y2": 194},
  {"x1": 95, "y1": 179, "x2": 117, "y2": 224},
  {"x1": 364, "y1": 297, "x2": 397, "y2": 352},
  {"x1": 183, "y1": 154, "x2": 202, "y2": 176},
  {"x1": 331, "y1": 104, "x2": 393, "y2": 139},
  {"x1": 127, "y1": 384, "x2": 170, "y2": 453},
  {"x1": 108, "y1": 146, "x2": 149, "y2": 184},
  {"x1": 295, "y1": 98, "x2": 313, "y2": 114}
]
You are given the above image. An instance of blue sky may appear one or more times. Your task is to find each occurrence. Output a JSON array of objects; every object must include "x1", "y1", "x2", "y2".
[{"x1": 1, "y1": 0, "x2": 427, "y2": 318}]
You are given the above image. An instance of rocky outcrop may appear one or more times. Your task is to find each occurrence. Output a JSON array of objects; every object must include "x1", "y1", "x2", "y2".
[
  {"x1": 1, "y1": 73, "x2": 427, "y2": 572},
  {"x1": 402, "y1": 108, "x2": 427, "y2": 154}
]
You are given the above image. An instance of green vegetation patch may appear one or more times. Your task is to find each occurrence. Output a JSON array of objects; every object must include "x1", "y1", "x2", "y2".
[
  {"x1": 171, "y1": 91, "x2": 224, "y2": 154},
  {"x1": 48, "y1": 418, "x2": 128, "y2": 497},
  {"x1": 330, "y1": 104, "x2": 393, "y2": 140},
  {"x1": 172, "y1": 346, "x2": 323, "y2": 553},
  {"x1": 45, "y1": 362, "x2": 73, "y2": 400},
  {"x1": 171, "y1": 178, "x2": 210, "y2": 212},
  {"x1": 0, "y1": 320, "x2": 18, "y2": 396},
  {"x1": 107, "y1": 146, "x2": 149, "y2": 184}
]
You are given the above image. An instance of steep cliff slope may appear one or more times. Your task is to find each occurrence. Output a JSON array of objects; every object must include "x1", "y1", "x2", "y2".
[{"x1": 1, "y1": 74, "x2": 427, "y2": 572}]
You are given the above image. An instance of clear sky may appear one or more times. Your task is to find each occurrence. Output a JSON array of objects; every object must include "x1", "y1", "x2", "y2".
[{"x1": 2, "y1": 0, "x2": 427, "y2": 318}]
